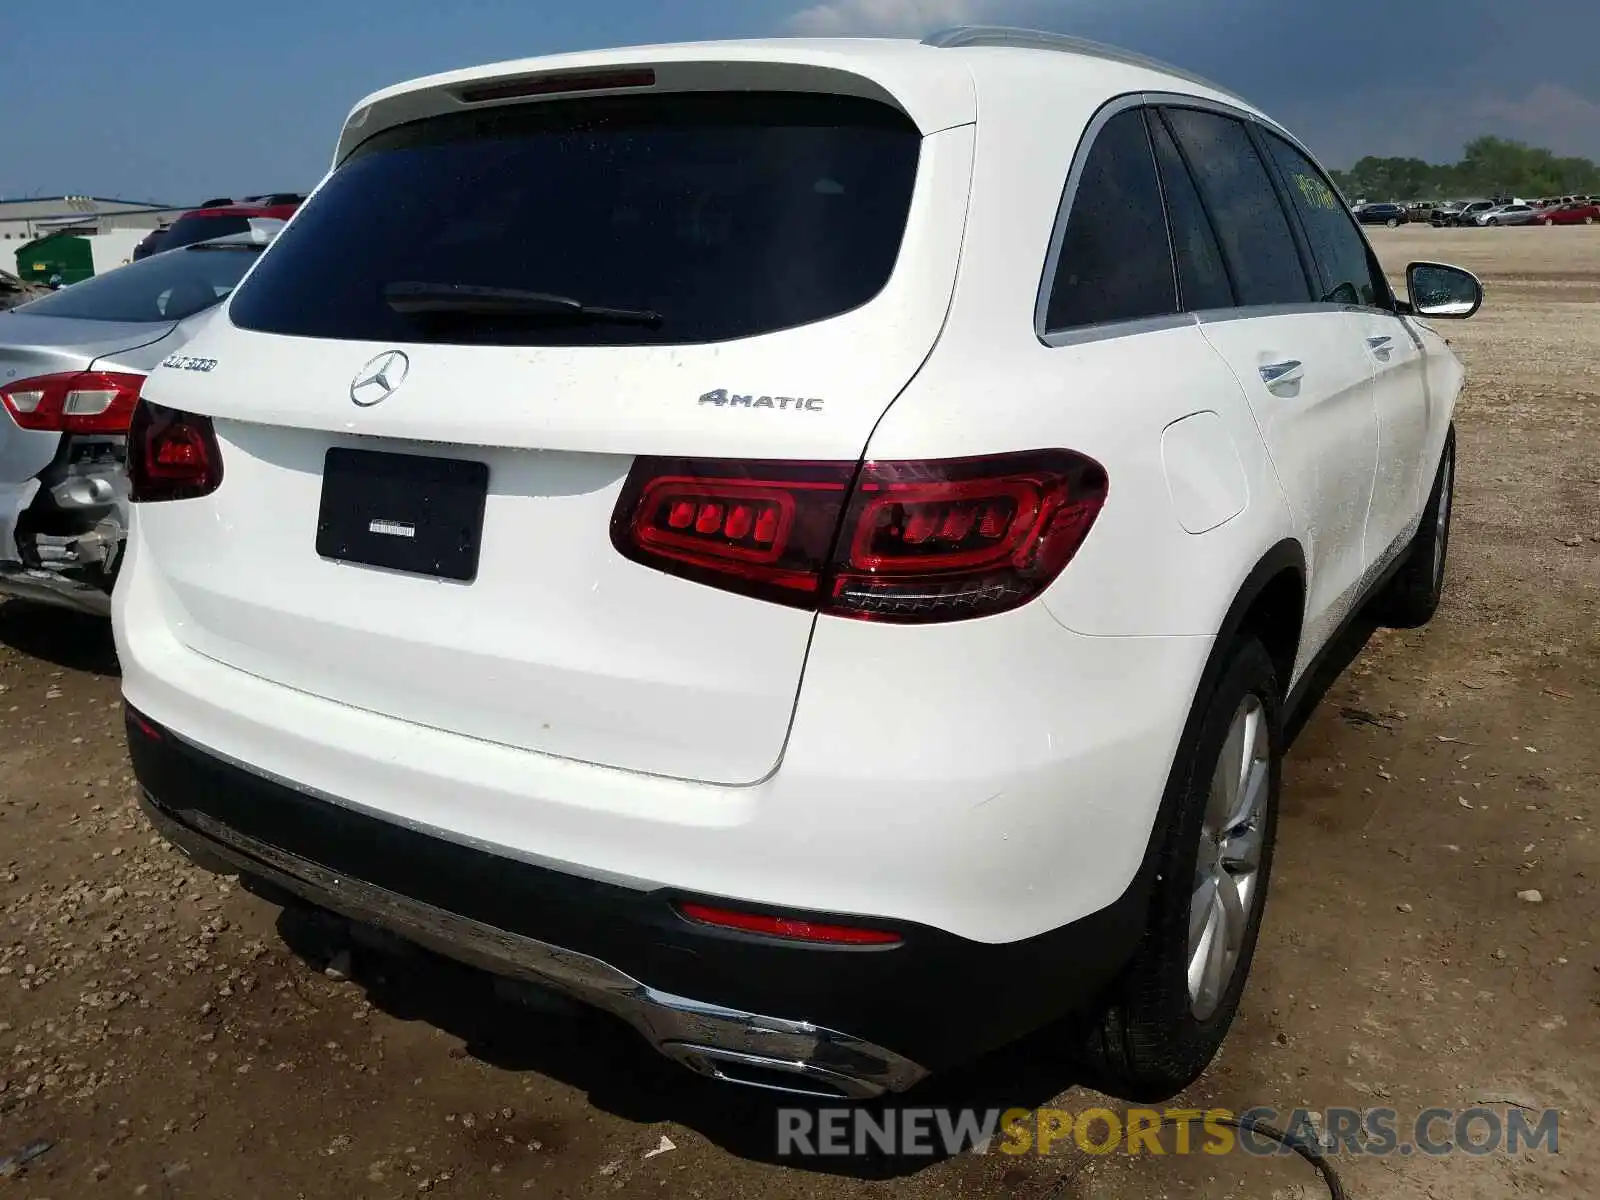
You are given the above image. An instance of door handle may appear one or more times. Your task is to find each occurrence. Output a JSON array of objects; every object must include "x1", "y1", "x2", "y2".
[
  {"x1": 1259, "y1": 360, "x2": 1304, "y2": 388},
  {"x1": 1366, "y1": 334, "x2": 1394, "y2": 353}
]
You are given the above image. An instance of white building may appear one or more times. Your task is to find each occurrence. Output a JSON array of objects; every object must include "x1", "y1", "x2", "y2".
[{"x1": 0, "y1": 195, "x2": 187, "y2": 244}]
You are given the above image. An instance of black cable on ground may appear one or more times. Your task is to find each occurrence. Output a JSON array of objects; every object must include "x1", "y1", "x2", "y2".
[
  {"x1": 1045, "y1": 1112, "x2": 1348, "y2": 1200},
  {"x1": 1210, "y1": 1114, "x2": 1348, "y2": 1200}
]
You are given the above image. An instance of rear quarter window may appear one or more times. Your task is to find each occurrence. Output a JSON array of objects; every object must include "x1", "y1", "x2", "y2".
[
  {"x1": 228, "y1": 92, "x2": 923, "y2": 347},
  {"x1": 1043, "y1": 107, "x2": 1177, "y2": 334}
]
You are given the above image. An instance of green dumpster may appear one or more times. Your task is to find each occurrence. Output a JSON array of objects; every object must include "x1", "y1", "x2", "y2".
[{"x1": 15, "y1": 233, "x2": 95, "y2": 287}]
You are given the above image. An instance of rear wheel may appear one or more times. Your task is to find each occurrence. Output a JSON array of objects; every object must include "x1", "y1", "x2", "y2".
[
  {"x1": 1077, "y1": 636, "x2": 1281, "y2": 1101},
  {"x1": 1376, "y1": 425, "x2": 1455, "y2": 628},
  {"x1": 1587, "y1": 216, "x2": 1595, "y2": 226}
]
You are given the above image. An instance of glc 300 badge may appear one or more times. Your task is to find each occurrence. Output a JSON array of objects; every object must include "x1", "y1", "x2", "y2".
[
  {"x1": 161, "y1": 354, "x2": 218, "y2": 373},
  {"x1": 699, "y1": 388, "x2": 824, "y2": 412}
]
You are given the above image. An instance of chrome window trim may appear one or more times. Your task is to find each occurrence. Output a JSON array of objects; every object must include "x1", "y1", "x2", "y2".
[{"x1": 1039, "y1": 311, "x2": 1197, "y2": 349}]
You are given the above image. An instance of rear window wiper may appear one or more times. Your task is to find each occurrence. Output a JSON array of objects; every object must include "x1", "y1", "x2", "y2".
[{"x1": 383, "y1": 282, "x2": 663, "y2": 327}]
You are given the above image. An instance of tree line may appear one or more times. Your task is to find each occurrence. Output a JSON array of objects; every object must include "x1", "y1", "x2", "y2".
[{"x1": 1327, "y1": 136, "x2": 1600, "y2": 202}]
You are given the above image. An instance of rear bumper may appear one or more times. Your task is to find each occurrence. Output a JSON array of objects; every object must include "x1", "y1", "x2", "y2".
[{"x1": 128, "y1": 709, "x2": 1149, "y2": 1090}]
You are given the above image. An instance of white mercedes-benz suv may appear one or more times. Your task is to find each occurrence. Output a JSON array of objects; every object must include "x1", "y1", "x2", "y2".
[{"x1": 115, "y1": 27, "x2": 1482, "y2": 1101}]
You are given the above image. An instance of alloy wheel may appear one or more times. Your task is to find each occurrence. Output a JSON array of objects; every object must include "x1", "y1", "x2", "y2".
[{"x1": 1187, "y1": 694, "x2": 1270, "y2": 1021}]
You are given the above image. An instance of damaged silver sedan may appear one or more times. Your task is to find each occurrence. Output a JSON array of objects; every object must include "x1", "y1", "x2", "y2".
[{"x1": 0, "y1": 223, "x2": 280, "y2": 615}]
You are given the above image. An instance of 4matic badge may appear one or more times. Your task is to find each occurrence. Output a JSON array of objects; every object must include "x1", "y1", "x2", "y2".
[{"x1": 699, "y1": 388, "x2": 824, "y2": 413}]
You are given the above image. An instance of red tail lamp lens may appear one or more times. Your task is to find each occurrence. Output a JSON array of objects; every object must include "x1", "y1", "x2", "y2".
[
  {"x1": 612, "y1": 450, "x2": 1107, "y2": 622},
  {"x1": 677, "y1": 902, "x2": 902, "y2": 947},
  {"x1": 128, "y1": 401, "x2": 224, "y2": 503},
  {"x1": 829, "y1": 451, "x2": 1108, "y2": 622}
]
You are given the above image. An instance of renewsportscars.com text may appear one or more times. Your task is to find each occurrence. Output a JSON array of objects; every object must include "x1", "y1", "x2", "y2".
[{"x1": 776, "y1": 1105, "x2": 1560, "y2": 1159}]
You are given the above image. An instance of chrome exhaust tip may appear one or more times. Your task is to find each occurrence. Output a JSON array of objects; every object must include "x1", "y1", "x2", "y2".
[{"x1": 660, "y1": 1043, "x2": 888, "y2": 1100}]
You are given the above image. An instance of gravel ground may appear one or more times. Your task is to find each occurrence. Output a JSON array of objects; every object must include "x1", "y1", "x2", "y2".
[{"x1": 1, "y1": 227, "x2": 1596, "y2": 1199}]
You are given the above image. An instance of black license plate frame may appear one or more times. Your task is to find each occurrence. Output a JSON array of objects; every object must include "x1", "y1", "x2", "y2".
[{"x1": 315, "y1": 447, "x2": 489, "y2": 583}]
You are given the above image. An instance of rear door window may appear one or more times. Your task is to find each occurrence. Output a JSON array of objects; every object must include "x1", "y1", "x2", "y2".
[
  {"x1": 228, "y1": 92, "x2": 922, "y2": 347},
  {"x1": 1043, "y1": 107, "x2": 1177, "y2": 333},
  {"x1": 1147, "y1": 113, "x2": 1234, "y2": 311},
  {"x1": 1161, "y1": 107, "x2": 1312, "y2": 307},
  {"x1": 1259, "y1": 131, "x2": 1384, "y2": 307}
]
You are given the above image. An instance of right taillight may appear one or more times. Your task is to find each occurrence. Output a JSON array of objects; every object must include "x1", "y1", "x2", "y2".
[
  {"x1": 127, "y1": 400, "x2": 224, "y2": 503},
  {"x1": 828, "y1": 451, "x2": 1108, "y2": 622},
  {"x1": 611, "y1": 450, "x2": 1107, "y2": 623}
]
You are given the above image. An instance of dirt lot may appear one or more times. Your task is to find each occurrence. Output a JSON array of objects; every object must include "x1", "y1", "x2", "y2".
[{"x1": 1, "y1": 227, "x2": 1596, "y2": 1199}]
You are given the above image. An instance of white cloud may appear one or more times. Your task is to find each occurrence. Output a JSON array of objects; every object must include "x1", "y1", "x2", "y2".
[{"x1": 784, "y1": 0, "x2": 1028, "y2": 38}]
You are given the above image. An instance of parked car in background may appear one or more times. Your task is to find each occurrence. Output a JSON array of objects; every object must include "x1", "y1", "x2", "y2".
[
  {"x1": 1, "y1": 223, "x2": 281, "y2": 615},
  {"x1": 1355, "y1": 201, "x2": 1407, "y2": 227},
  {"x1": 131, "y1": 225, "x2": 174, "y2": 261},
  {"x1": 158, "y1": 202, "x2": 301, "y2": 253},
  {"x1": 117, "y1": 30, "x2": 1481, "y2": 1102},
  {"x1": 1476, "y1": 203, "x2": 1537, "y2": 226},
  {"x1": 1430, "y1": 200, "x2": 1467, "y2": 225},
  {"x1": 1539, "y1": 201, "x2": 1600, "y2": 226},
  {"x1": 1440, "y1": 199, "x2": 1496, "y2": 226}
]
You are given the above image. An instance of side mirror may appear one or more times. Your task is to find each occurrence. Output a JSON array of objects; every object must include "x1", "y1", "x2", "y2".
[{"x1": 1406, "y1": 261, "x2": 1483, "y2": 319}]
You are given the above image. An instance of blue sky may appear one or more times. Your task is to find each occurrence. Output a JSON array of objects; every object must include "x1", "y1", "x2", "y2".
[{"x1": 3, "y1": 0, "x2": 1597, "y2": 202}]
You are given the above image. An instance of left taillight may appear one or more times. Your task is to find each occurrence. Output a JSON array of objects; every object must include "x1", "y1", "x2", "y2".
[
  {"x1": 127, "y1": 401, "x2": 224, "y2": 503},
  {"x1": 0, "y1": 370, "x2": 145, "y2": 434},
  {"x1": 611, "y1": 449, "x2": 1108, "y2": 623}
]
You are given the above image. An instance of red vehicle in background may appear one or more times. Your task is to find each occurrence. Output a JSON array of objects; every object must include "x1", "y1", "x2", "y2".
[
  {"x1": 133, "y1": 195, "x2": 305, "y2": 259},
  {"x1": 1539, "y1": 201, "x2": 1599, "y2": 226}
]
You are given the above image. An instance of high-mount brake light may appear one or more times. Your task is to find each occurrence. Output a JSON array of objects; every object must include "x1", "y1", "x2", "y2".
[
  {"x1": 456, "y1": 68, "x2": 657, "y2": 105},
  {"x1": 0, "y1": 371, "x2": 145, "y2": 434},
  {"x1": 127, "y1": 400, "x2": 225, "y2": 503},
  {"x1": 612, "y1": 451, "x2": 1108, "y2": 622}
]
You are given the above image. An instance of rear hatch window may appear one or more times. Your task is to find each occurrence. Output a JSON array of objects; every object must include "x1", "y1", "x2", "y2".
[{"x1": 228, "y1": 91, "x2": 922, "y2": 347}]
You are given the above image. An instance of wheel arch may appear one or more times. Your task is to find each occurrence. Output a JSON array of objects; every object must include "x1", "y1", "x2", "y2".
[{"x1": 1107, "y1": 538, "x2": 1305, "y2": 907}]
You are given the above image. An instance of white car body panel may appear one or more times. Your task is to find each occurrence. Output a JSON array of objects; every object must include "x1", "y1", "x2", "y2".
[
  {"x1": 1354, "y1": 308, "x2": 1433, "y2": 561},
  {"x1": 1197, "y1": 310, "x2": 1379, "y2": 678}
]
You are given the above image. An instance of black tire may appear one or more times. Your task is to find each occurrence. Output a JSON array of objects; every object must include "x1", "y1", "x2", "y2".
[
  {"x1": 1375, "y1": 425, "x2": 1455, "y2": 628},
  {"x1": 1077, "y1": 636, "x2": 1282, "y2": 1102},
  {"x1": 1386, "y1": 217, "x2": 1400, "y2": 228}
]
